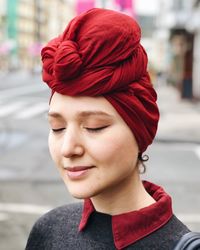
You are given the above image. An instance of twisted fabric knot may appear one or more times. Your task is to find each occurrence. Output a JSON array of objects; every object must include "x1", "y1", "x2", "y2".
[
  {"x1": 54, "y1": 40, "x2": 82, "y2": 81},
  {"x1": 41, "y1": 38, "x2": 82, "y2": 86}
]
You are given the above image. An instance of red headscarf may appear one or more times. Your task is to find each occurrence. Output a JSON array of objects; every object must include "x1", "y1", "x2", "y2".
[{"x1": 41, "y1": 8, "x2": 159, "y2": 152}]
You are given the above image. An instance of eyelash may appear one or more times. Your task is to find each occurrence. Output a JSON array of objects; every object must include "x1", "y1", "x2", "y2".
[
  {"x1": 52, "y1": 128, "x2": 65, "y2": 133},
  {"x1": 51, "y1": 126, "x2": 109, "y2": 133},
  {"x1": 85, "y1": 126, "x2": 109, "y2": 133}
]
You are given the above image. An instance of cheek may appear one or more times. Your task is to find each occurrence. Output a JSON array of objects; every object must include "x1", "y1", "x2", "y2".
[
  {"x1": 48, "y1": 132, "x2": 60, "y2": 164},
  {"x1": 89, "y1": 129, "x2": 138, "y2": 165}
]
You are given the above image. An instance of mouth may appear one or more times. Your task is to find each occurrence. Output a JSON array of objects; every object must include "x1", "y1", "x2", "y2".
[{"x1": 63, "y1": 166, "x2": 95, "y2": 179}]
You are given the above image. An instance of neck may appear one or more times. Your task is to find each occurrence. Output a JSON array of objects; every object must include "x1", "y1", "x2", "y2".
[{"x1": 91, "y1": 173, "x2": 155, "y2": 215}]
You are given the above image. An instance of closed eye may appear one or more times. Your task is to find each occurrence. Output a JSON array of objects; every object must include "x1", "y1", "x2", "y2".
[
  {"x1": 52, "y1": 128, "x2": 65, "y2": 133},
  {"x1": 85, "y1": 126, "x2": 109, "y2": 133}
]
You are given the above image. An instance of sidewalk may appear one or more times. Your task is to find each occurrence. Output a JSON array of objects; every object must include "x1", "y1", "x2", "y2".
[{"x1": 155, "y1": 84, "x2": 200, "y2": 143}]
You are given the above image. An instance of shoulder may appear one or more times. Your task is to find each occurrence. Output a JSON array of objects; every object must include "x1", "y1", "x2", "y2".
[
  {"x1": 39, "y1": 201, "x2": 82, "y2": 222},
  {"x1": 33, "y1": 202, "x2": 83, "y2": 229},
  {"x1": 154, "y1": 215, "x2": 190, "y2": 247},
  {"x1": 130, "y1": 215, "x2": 190, "y2": 250},
  {"x1": 25, "y1": 202, "x2": 83, "y2": 250},
  {"x1": 166, "y1": 214, "x2": 190, "y2": 233},
  {"x1": 158, "y1": 215, "x2": 190, "y2": 248}
]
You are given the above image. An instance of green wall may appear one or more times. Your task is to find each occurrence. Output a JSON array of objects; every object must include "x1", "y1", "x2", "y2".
[{"x1": 7, "y1": 0, "x2": 18, "y2": 39}]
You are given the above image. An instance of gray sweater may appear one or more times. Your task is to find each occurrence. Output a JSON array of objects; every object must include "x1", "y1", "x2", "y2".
[{"x1": 25, "y1": 202, "x2": 189, "y2": 250}]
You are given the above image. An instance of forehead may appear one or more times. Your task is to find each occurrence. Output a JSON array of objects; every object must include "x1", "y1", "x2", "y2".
[{"x1": 49, "y1": 92, "x2": 119, "y2": 118}]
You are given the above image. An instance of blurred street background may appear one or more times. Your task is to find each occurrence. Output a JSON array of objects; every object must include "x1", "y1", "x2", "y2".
[{"x1": 0, "y1": 0, "x2": 200, "y2": 249}]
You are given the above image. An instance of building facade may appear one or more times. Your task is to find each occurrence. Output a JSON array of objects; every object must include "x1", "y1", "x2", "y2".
[
  {"x1": 0, "y1": 0, "x2": 8, "y2": 70},
  {"x1": 1, "y1": 0, "x2": 75, "y2": 70},
  {"x1": 156, "y1": 0, "x2": 200, "y2": 99}
]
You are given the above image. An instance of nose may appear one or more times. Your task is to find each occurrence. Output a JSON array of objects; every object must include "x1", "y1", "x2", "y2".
[{"x1": 61, "y1": 127, "x2": 84, "y2": 158}]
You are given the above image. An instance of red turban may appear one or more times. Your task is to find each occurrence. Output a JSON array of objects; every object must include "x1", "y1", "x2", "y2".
[{"x1": 41, "y1": 8, "x2": 159, "y2": 153}]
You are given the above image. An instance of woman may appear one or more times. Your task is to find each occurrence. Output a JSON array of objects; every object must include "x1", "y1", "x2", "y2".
[{"x1": 26, "y1": 8, "x2": 189, "y2": 250}]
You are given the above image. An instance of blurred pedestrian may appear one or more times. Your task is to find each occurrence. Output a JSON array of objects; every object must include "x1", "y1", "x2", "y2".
[{"x1": 25, "y1": 8, "x2": 190, "y2": 250}]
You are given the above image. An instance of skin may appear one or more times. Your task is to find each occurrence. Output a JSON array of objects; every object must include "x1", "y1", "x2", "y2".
[{"x1": 48, "y1": 92, "x2": 155, "y2": 215}]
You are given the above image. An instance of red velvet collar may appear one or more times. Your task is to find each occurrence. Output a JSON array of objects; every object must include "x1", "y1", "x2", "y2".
[{"x1": 79, "y1": 181, "x2": 173, "y2": 250}]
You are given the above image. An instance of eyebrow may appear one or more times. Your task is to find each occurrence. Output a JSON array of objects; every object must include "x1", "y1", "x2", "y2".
[
  {"x1": 48, "y1": 110, "x2": 114, "y2": 119},
  {"x1": 48, "y1": 111, "x2": 63, "y2": 118}
]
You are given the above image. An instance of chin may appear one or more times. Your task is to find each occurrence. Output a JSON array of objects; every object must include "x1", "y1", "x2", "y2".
[
  {"x1": 64, "y1": 181, "x2": 104, "y2": 200},
  {"x1": 63, "y1": 182, "x2": 94, "y2": 199},
  {"x1": 68, "y1": 189, "x2": 95, "y2": 200}
]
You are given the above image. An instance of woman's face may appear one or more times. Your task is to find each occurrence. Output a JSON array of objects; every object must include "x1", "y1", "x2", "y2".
[{"x1": 48, "y1": 92, "x2": 139, "y2": 199}]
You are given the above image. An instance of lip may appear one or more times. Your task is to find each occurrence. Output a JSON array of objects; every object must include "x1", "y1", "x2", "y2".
[
  {"x1": 65, "y1": 166, "x2": 94, "y2": 171},
  {"x1": 64, "y1": 166, "x2": 94, "y2": 180}
]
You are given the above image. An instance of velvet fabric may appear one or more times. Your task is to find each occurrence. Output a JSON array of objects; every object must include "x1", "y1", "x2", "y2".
[{"x1": 41, "y1": 8, "x2": 159, "y2": 152}]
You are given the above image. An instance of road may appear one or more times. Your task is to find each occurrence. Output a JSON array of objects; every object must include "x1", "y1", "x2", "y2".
[{"x1": 0, "y1": 71, "x2": 200, "y2": 250}]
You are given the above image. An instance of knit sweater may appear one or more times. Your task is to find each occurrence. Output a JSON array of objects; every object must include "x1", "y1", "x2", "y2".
[{"x1": 26, "y1": 202, "x2": 189, "y2": 250}]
